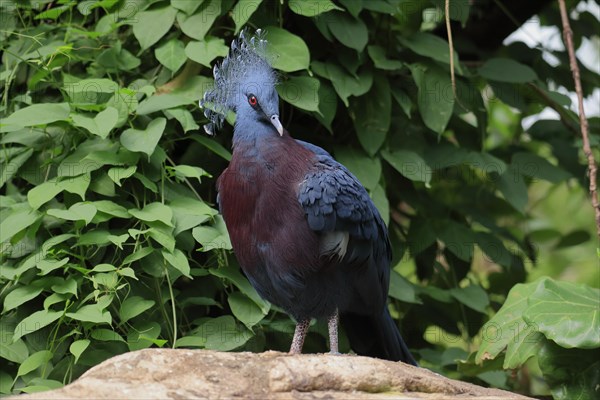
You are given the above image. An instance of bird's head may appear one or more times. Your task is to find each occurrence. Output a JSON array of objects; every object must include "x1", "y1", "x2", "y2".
[{"x1": 200, "y1": 29, "x2": 283, "y2": 137}]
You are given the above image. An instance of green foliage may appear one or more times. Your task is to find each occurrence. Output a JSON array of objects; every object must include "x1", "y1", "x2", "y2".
[
  {"x1": 0, "y1": 0, "x2": 597, "y2": 398},
  {"x1": 475, "y1": 278, "x2": 600, "y2": 399}
]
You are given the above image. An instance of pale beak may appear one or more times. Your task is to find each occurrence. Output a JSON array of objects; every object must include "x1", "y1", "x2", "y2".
[{"x1": 270, "y1": 114, "x2": 284, "y2": 136}]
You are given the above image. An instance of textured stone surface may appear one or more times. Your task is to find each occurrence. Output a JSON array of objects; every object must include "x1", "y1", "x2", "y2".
[{"x1": 13, "y1": 349, "x2": 532, "y2": 399}]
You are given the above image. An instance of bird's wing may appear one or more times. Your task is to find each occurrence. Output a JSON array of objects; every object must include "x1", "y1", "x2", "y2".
[
  {"x1": 298, "y1": 153, "x2": 390, "y2": 257},
  {"x1": 298, "y1": 153, "x2": 391, "y2": 310}
]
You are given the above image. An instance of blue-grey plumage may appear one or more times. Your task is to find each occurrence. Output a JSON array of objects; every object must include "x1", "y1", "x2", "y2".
[{"x1": 203, "y1": 29, "x2": 418, "y2": 365}]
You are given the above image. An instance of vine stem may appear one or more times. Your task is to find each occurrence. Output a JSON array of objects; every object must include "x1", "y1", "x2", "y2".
[
  {"x1": 165, "y1": 265, "x2": 178, "y2": 349},
  {"x1": 557, "y1": 0, "x2": 600, "y2": 239},
  {"x1": 444, "y1": 0, "x2": 467, "y2": 111}
]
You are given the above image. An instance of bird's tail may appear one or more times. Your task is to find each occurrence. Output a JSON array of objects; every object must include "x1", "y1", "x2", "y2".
[{"x1": 341, "y1": 308, "x2": 418, "y2": 366}]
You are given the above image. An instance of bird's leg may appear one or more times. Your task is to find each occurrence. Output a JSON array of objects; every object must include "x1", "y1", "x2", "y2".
[
  {"x1": 328, "y1": 309, "x2": 340, "y2": 355},
  {"x1": 289, "y1": 319, "x2": 310, "y2": 354}
]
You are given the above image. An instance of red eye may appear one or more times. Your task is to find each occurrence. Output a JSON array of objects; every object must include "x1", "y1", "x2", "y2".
[{"x1": 248, "y1": 95, "x2": 257, "y2": 106}]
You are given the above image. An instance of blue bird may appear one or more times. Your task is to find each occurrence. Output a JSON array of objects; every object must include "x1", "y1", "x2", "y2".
[{"x1": 201, "y1": 30, "x2": 418, "y2": 365}]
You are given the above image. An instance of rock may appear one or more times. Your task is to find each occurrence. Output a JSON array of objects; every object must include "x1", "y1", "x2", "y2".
[{"x1": 13, "y1": 349, "x2": 531, "y2": 399}]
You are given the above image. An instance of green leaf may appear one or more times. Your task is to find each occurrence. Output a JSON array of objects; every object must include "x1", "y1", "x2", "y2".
[
  {"x1": 51, "y1": 278, "x2": 77, "y2": 296},
  {"x1": 132, "y1": 6, "x2": 177, "y2": 51},
  {"x1": 289, "y1": 0, "x2": 342, "y2": 16},
  {"x1": 523, "y1": 279, "x2": 600, "y2": 349},
  {"x1": 0, "y1": 148, "x2": 33, "y2": 187},
  {"x1": 171, "y1": 0, "x2": 203, "y2": 15},
  {"x1": 93, "y1": 200, "x2": 130, "y2": 219},
  {"x1": 119, "y1": 296, "x2": 156, "y2": 323},
  {"x1": 165, "y1": 108, "x2": 199, "y2": 132},
  {"x1": 185, "y1": 37, "x2": 229, "y2": 68},
  {"x1": 410, "y1": 63, "x2": 454, "y2": 135},
  {"x1": 334, "y1": 147, "x2": 381, "y2": 190},
  {"x1": 175, "y1": 336, "x2": 206, "y2": 348},
  {"x1": 66, "y1": 304, "x2": 112, "y2": 324},
  {"x1": 155, "y1": 39, "x2": 187, "y2": 72},
  {"x1": 35, "y1": 4, "x2": 72, "y2": 19},
  {"x1": 170, "y1": 197, "x2": 217, "y2": 235},
  {"x1": 200, "y1": 316, "x2": 250, "y2": 351},
  {"x1": 90, "y1": 328, "x2": 127, "y2": 343},
  {"x1": 127, "y1": 321, "x2": 163, "y2": 351},
  {"x1": 120, "y1": 118, "x2": 166, "y2": 157},
  {"x1": 228, "y1": 291, "x2": 267, "y2": 329},
  {"x1": 37, "y1": 258, "x2": 70, "y2": 275},
  {"x1": 314, "y1": 81, "x2": 337, "y2": 132},
  {"x1": 439, "y1": 222, "x2": 475, "y2": 261},
  {"x1": 177, "y1": 0, "x2": 221, "y2": 41},
  {"x1": 277, "y1": 76, "x2": 320, "y2": 112},
  {"x1": 231, "y1": 0, "x2": 263, "y2": 33},
  {"x1": 47, "y1": 203, "x2": 97, "y2": 225},
  {"x1": 338, "y1": 0, "x2": 362, "y2": 17},
  {"x1": 401, "y1": 33, "x2": 460, "y2": 69},
  {"x1": 352, "y1": 75, "x2": 390, "y2": 156},
  {"x1": 71, "y1": 107, "x2": 118, "y2": 138},
  {"x1": 0, "y1": 324, "x2": 29, "y2": 363},
  {"x1": 77, "y1": 0, "x2": 119, "y2": 16},
  {"x1": 475, "y1": 280, "x2": 544, "y2": 369},
  {"x1": 69, "y1": 339, "x2": 90, "y2": 364},
  {"x1": 465, "y1": 152, "x2": 507, "y2": 175},
  {"x1": 107, "y1": 88, "x2": 138, "y2": 124},
  {"x1": 382, "y1": 149, "x2": 431, "y2": 184},
  {"x1": 146, "y1": 221, "x2": 176, "y2": 253},
  {"x1": 555, "y1": 230, "x2": 591, "y2": 249},
  {"x1": 326, "y1": 11, "x2": 368, "y2": 51},
  {"x1": 2, "y1": 103, "x2": 70, "y2": 127},
  {"x1": 317, "y1": 62, "x2": 373, "y2": 107},
  {"x1": 0, "y1": 204, "x2": 41, "y2": 243},
  {"x1": 129, "y1": 202, "x2": 173, "y2": 226},
  {"x1": 108, "y1": 165, "x2": 137, "y2": 186},
  {"x1": 450, "y1": 285, "x2": 489, "y2": 313},
  {"x1": 370, "y1": 184, "x2": 389, "y2": 225},
  {"x1": 264, "y1": 27, "x2": 310, "y2": 72},
  {"x1": 26, "y1": 181, "x2": 62, "y2": 210},
  {"x1": 137, "y1": 94, "x2": 193, "y2": 115},
  {"x1": 511, "y1": 152, "x2": 571, "y2": 183},
  {"x1": 389, "y1": 271, "x2": 422, "y2": 304},
  {"x1": 391, "y1": 85, "x2": 412, "y2": 117},
  {"x1": 538, "y1": 341, "x2": 600, "y2": 400},
  {"x1": 0, "y1": 371, "x2": 11, "y2": 394},
  {"x1": 479, "y1": 58, "x2": 538, "y2": 83},
  {"x1": 122, "y1": 247, "x2": 154, "y2": 265},
  {"x1": 474, "y1": 232, "x2": 512, "y2": 267},
  {"x1": 171, "y1": 165, "x2": 209, "y2": 181},
  {"x1": 14, "y1": 310, "x2": 63, "y2": 341},
  {"x1": 367, "y1": 45, "x2": 403, "y2": 70},
  {"x1": 189, "y1": 134, "x2": 232, "y2": 161},
  {"x1": 497, "y1": 166, "x2": 528, "y2": 213},
  {"x1": 431, "y1": 0, "x2": 470, "y2": 26},
  {"x1": 162, "y1": 248, "x2": 191, "y2": 278},
  {"x1": 192, "y1": 216, "x2": 232, "y2": 251},
  {"x1": 63, "y1": 78, "x2": 118, "y2": 105},
  {"x1": 3, "y1": 286, "x2": 44, "y2": 312},
  {"x1": 210, "y1": 265, "x2": 270, "y2": 314},
  {"x1": 17, "y1": 350, "x2": 53, "y2": 378},
  {"x1": 58, "y1": 174, "x2": 91, "y2": 200}
]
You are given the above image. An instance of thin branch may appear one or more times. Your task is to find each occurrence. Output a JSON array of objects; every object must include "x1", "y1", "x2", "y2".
[
  {"x1": 526, "y1": 83, "x2": 579, "y2": 136},
  {"x1": 445, "y1": 0, "x2": 467, "y2": 111},
  {"x1": 557, "y1": 0, "x2": 600, "y2": 239}
]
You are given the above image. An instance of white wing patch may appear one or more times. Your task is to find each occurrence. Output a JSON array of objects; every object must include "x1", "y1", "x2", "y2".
[{"x1": 320, "y1": 231, "x2": 349, "y2": 260}]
